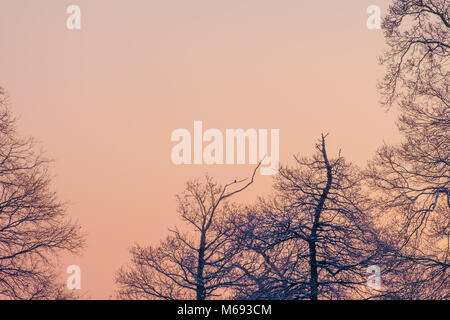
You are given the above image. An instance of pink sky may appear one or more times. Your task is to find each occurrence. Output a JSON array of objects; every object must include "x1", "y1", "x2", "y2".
[{"x1": 0, "y1": 0, "x2": 399, "y2": 299}]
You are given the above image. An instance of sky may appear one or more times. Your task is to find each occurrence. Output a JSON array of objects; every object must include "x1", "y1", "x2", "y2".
[{"x1": 0, "y1": 0, "x2": 399, "y2": 299}]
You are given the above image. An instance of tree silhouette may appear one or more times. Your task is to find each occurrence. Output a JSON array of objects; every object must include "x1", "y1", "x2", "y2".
[
  {"x1": 116, "y1": 164, "x2": 260, "y2": 300},
  {"x1": 366, "y1": 0, "x2": 449, "y2": 299},
  {"x1": 229, "y1": 135, "x2": 383, "y2": 300},
  {"x1": 0, "y1": 88, "x2": 85, "y2": 299}
]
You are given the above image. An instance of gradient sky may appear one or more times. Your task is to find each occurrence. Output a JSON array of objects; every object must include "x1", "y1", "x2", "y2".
[{"x1": 0, "y1": 0, "x2": 399, "y2": 299}]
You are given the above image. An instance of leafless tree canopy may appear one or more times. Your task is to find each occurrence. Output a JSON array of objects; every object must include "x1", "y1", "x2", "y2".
[
  {"x1": 116, "y1": 165, "x2": 260, "y2": 300},
  {"x1": 2, "y1": 0, "x2": 445, "y2": 301},
  {"x1": 117, "y1": 137, "x2": 400, "y2": 300},
  {"x1": 0, "y1": 88, "x2": 84, "y2": 300},
  {"x1": 380, "y1": 0, "x2": 449, "y2": 107},
  {"x1": 365, "y1": 0, "x2": 449, "y2": 299},
  {"x1": 228, "y1": 136, "x2": 383, "y2": 300},
  {"x1": 113, "y1": 1, "x2": 450, "y2": 301},
  {"x1": 374, "y1": 0, "x2": 449, "y2": 218}
]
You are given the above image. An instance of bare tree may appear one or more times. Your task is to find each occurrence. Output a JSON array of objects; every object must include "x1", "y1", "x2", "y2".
[
  {"x1": 116, "y1": 164, "x2": 260, "y2": 300},
  {"x1": 365, "y1": 0, "x2": 449, "y2": 299},
  {"x1": 229, "y1": 135, "x2": 383, "y2": 300},
  {"x1": 380, "y1": 0, "x2": 449, "y2": 108},
  {"x1": 0, "y1": 87, "x2": 84, "y2": 300},
  {"x1": 376, "y1": 0, "x2": 449, "y2": 212}
]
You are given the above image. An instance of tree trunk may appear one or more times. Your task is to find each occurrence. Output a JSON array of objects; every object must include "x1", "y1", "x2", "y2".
[
  {"x1": 308, "y1": 136, "x2": 333, "y2": 300},
  {"x1": 196, "y1": 231, "x2": 207, "y2": 300}
]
